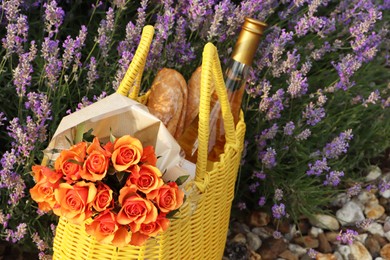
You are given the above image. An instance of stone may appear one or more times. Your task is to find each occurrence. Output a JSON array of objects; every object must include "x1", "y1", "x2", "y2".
[
  {"x1": 367, "y1": 222, "x2": 385, "y2": 237},
  {"x1": 356, "y1": 233, "x2": 368, "y2": 244},
  {"x1": 350, "y1": 241, "x2": 372, "y2": 260},
  {"x1": 293, "y1": 235, "x2": 319, "y2": 248},
  {"x1": 325, "y1": 232, "x2": 340, "y2": 244},
  {"x1": 383, "y1": 217, "x2": 390, "y2": 232},
  {"x1": 232, "y1": 233, "x2": 247, "y2": 244},
  {"x1": 358, "y1": 190, "x2": 377, "y2": 205},
  {"x1": 318, "y1": 232, "x2": 333, "y2": 254},
  {"x1": 309, "y1": 226, "x2": 323, "y2": 238},
  {"x1": 316, "y1": 253, "x2": 337, "y2": 260},
  {"x1": 250, "y1": 211, "x2": 271, "y2": 227},
  {"x1": 365, "y1": 201, "x2": 386, "y2": 220},
  {"x1": 249, "y1": 249, "x2": 262, "y2": 260},
  {"x1": 373, "y1": 233, "x2": 389, "y2": 247},
  {"x1": 278, "y1": 250, "x2": 298, "y2": 260},
  {"x1": 252, "y1": 227, "x2": 273, "y2": 240},
  {"x1": 384, "y1": 231, "x2": 390, "y2": 244},
  {"x1": 365, "y1": 235, "x2": 382, "y2": 258},
  {"x1": 330, "y1": 193, "x2": 350, "y2": 208},
  {"x1": 298, "y1": 218, "x2": 312, "y2": 236},
  {"x1": 258, "y1": 237, "x2": 288, "y2": 260},
  {"x1": 309, "y1": 214, "x2": 340, "y2": 231},
  {"x1": 231, "y1": 221, "x2": 250, "y2": 234},
  {"x1": 247, "y1": 231, "x2": 262, "y2": 251},
  {"x1": 366, "y1": 166, "x2": 382, "y2": 182},
  {"x1": 337, "y1": 244, "x2": 351, "y2": 259},
  {"x1": 288, "y1": 243, "x2": 307, "y2": 257},
  {"x1": 336, "y1": 200, "x2": 365, "y2": 226},
  {"x1": 380, "y1": 243, "x2": 390, "y2": 259}
]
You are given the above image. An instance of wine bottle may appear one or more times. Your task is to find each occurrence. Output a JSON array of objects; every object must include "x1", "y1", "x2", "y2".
[{"x1": 178, "y1": 17, "x2": 267, "y2": 164}]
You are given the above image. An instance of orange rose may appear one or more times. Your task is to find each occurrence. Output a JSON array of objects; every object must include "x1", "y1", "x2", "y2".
[
  {"x1": 111, "y1": 226, "x2": 131, "y2": 247},
  {"x1": 30, "y1": 180, "x2": 59, "y2": 211},
  {"x1": 111, "y1": 135, "x2": 143, "y2": 172},
  {"x1": 81, "y1": 138, "x2": 111, "y2": 182},
  {"x1": 85, "y1": 210, "x2": 119, "y2": 244},
  {"x1": 117, "y1": 187, "x2": 158, "y2": 231},
  {"x1": 140, "y1": 146, "x2": 157, "y2": 166},
  {"x1": 92, "y1": 182, "x2": 113, "y2": 212},
  {"x1": 129, "y1": 214, "x2": 170, "y2": 246},
  {"x1": 32, "y1": 165, "x2": 63, "y2": 183},
  {"x1": 127, "y1": 164, "x2": 164, "y2": 197},
  {"x1": 152, "y1": 182, "x2": 184, "y2": 213},
  {"x1": 55, "y1": 142, "x2": 87, "y2": 182},
  {"x1": 53, "y1": 181, "x2": 97, "y2": 224}
]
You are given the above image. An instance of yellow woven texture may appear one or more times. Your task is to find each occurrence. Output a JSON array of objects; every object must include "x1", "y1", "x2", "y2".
[{"x1": 53, "y1": 27, "x2": 245, "y2": 260}]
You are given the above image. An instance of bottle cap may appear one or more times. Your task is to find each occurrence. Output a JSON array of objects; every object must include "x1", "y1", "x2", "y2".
[{"x1": 231, "y1": 18, "x2": 267, "y2": 66}]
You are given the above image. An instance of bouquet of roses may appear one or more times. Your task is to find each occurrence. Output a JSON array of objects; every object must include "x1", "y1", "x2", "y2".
[{"x1": 29, "y1": 132, "x2": 185, "y2": 247}]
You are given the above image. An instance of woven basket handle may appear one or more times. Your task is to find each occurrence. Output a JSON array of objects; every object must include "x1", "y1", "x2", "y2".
[
  {"x1": 117, "y1": 25, "x2": 154, "y2": 98},
  {"x1": 195, "y1": 43, "x2": 237, "y2": 183}
]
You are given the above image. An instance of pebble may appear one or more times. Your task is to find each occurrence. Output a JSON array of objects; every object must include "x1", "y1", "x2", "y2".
[
  {"x1": 350, "y1": 241, "x2": 373, "y2": 260},
  {"x1": 365, "y1": 235, "x2": 382, "y2": 257},
  {"x1": 318, "y1": 232, "x2": 333, "y2": 253},
  {"x1": 309, "y1": 214, "x2": 340, "y2": 231},
  {"x1": 381, "y1": 243, "x2": 390, "y2": 259},
  {"x1": 223, "y1": 165, "x2": 390, "y2": 260},
  {"x1": 288, "y1": 243, "x2": 307, "y2": 257},
  {"x1": 246, "y1": 231, "x2": 262, "y2": 251},
  {"x1": 336, "y1": 200, "x2": 365, "y2": 225},
  {"x1": 250, "y1": 211, "x2": 271, "y2": 227},
  {"x1": 366, "y1": 166, "x2": 382, "y2": 181},
  {"x1": 367, "y1": 222, "x2": 385, "y2": 237}
]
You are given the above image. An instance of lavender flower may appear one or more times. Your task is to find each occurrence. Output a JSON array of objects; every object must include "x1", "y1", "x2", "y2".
[
  {"x1": 5, "y1": 223, "x2": 27, "y2": 243},
  {"x1": 259, "y1": 89, "x2": 286, "y2": 120},
  {"x1": 87, "y1": 57, "x2": 99, "y2": 90},
  {"x1": 356, "y1": 218, "x2": 373, "y2": 230},
  {"x1": 272, "y1": 203, "x2": 286, "y2": 219},
  {"x1": 207, "y1": 0, "x2": 230, "y2": 41},
  {"x1": 362, "y1": 90, "x2": 381, "y2": 107},
  {"x1": 333, "y1": 54, "x2": 362, "y2": 90},
  {"x1": 347, "y1": 183, "x2": 362, "y2": 197},
  {"x1": 258, "y1": 196, "x2": 266, "y2": 206},
  {"x1": 260, "y1": 123, "x2": 279, "y2": 140},
  {"x1": 2, "y1": 0, "x2": 22, "y2": 22},
  {"x1": 307, "y1": 248, "x2": 318, "y2": 258},
  {"x1": 249, "y1": 182, "x2": 259, "y2": 192},
  {"x1": 295, "y1": 129, "x2": 311, "y2": 141},
  {"x1": 13, "y1": 41, "x2": 37, "y2": 97},
  {"x1": 274, "y1": 188, "x2": 284, "y2": 201},
  {"x1": 283, "y1": 121, "x2": 295, "y2": 136},
  {"x1": 306, "y1": 158, "x2": 330, "y2": 176},
  {"x1": 41, "y1": 38, "x2": 62, "y2": 89},
  {"x1": 302, "y1": 102, "x2": 326, "y2": 126},
  {"x1": 2, "y1": 14, "x2": 29, "y2": 57},
  {"x1": 337, "y1": 229, "x2": 358, "y2": 245},
  {"x1": 323, "y1": 170, "x2": 344, "y2": 186},
  {"x1": 254, "y1": 171, "x2": 266, "y2": 180},
  {"x1": 378, "y1": 179, "x2": 390, "y2": 193},
  {"x1": 273, "y1": 230, "x2": 283, "y2": 239},
  {"x1": 260, "y1": 147, "x2": 277, "y2": 169},
  {"x1": 0, "y1": 113, "x2": 6, "y2": 127},
  {"x1": 31, "y1": 232, "x2": 49, "y2": 252},
  {"x1": 96, "y1": 7, "x2": 115, "y2": 60},
  {"x1": 0, "y1": 210, "x2": 11, "y2": 228},
  {"x1": 43, "y1": 0, "x2": 65, "y2": 38},
  {"x1": 287, "y1": 71, "x2": 308, "y2": 98},
  {"x1": 237, "y1": 202, "x2": 247, "y2": 210},
  {"x1": 323, "y1": 129, "x2": 353, "y2": 159}
]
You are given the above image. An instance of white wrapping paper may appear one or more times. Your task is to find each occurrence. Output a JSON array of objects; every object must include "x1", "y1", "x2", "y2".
[{"x1": 44, "y1": 93, "x2": 194, "y2": 183}]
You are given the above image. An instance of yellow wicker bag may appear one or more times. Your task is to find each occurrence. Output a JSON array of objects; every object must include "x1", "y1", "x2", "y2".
[{"x1": 52, "y1": 25, "x2": 246, "y2": 260}]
